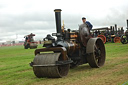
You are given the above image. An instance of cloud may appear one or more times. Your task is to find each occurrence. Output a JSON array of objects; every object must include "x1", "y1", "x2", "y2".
[{"x1": 0, "y1": 0, "x2": 128, "y2": 42}]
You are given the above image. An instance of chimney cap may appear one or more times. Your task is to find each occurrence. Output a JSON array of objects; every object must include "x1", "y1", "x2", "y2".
[{"x1": 54, "y1": 9, "x2": 62, "y2": 12}]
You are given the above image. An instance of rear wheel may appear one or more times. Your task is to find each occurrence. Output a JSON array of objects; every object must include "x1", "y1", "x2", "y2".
[
  {"x1": 97, "y1": 35, "x2": 106, "y2": 44},
  {"x1": 114, "y1": 37, "x2": 120, "y2": 43},
  {"x1": 86, "y1": 38, "x2": 106, "y2": 68},
  {"x1": 120, "y1": 35, "x2": 127, "y2": 44}
]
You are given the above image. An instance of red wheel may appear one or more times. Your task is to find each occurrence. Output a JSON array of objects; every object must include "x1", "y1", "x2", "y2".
[
  {"x1": 114, "y1": 37, "x2": 120, "y2": 43},
  {"x1": 97, "y1": 35, "x2": 106, "y2": 44}
]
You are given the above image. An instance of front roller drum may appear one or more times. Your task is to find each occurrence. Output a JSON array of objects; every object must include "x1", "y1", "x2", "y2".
[
  {"x1": 32, "y1": 53, "x2": 70, "y2": 78},
  {"x1": 86, "y1": 38, "x2": 106, "y2": 68},
  {"x1": 30, "y1": 43, "x2": 37, "y2": 49}
]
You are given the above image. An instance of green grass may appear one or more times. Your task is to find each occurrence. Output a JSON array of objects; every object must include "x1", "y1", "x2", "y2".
[{"x1": 0, "y1": 43, "x2": 128, "y2": 85}]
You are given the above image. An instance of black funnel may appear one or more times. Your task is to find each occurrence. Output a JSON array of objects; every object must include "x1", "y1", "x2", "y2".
[
  {"x1": 115, "y1": 24, "x2": 117, "y2": 34},
  {"x1": 126, "y1": 19, "x2": 128, "y2": 29},
  {"x1": 54, "y1": 9, "x2": 62, "y2": 40}
]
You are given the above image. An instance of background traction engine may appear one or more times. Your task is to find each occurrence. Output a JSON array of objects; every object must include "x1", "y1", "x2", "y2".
[
  {"x1": 120, "y1": 19, "x2": 128, "y2": 44},
  {"x1": 30, "y1": 9, "x2": 106, "y2": 78},
  {"x1": 24, "y1": 33, "x2": 38, "y2": 49}
]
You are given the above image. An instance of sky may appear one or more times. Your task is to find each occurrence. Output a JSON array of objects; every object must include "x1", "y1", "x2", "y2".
[{"x1": 0, "y1": 0, "x2": 128, "y2": 42}]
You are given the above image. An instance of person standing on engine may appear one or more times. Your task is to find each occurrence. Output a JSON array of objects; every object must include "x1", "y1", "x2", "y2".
[{"x1": 82, "y1": 17, "x2": 93, "y2": 30}]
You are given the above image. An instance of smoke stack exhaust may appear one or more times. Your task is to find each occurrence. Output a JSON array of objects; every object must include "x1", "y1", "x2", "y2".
[
  {"x1": 54, "y1": 9, "x2": 62, "y2": 40},
  {"x1": 127, "y1": 19, "x2": 128, "y2": 29},
  {"x1": 115, "y1": 24, "x2": 117, "y2": 34}
]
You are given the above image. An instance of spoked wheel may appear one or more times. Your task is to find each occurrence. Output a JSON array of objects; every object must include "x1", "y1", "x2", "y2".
[
  {"x1": 114, "y1": 37, "x2": 120, "y2": 43},
  {"x1": 86, "y1": 38, "x2": 106, "y2": 68},
  {"x1": 97, "y1": 35, "x2": 106, "y2": 44},
  {"x1": 32, "y1": 53, "x2": 70, "y2": 78},
  {"x1": 120, "y1": 35, "x2": 127, "y2": 44}
]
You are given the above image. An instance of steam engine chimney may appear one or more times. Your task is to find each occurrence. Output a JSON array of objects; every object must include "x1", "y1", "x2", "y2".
[
  {"x1": 54, "y1": 9, "x2": 62, "y2": 40},
  {"x1": 126, "y1": 19, "x2": 128, "y2": 29}
]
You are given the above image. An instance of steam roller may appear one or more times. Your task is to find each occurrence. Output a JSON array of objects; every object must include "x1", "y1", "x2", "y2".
[
  {"x1": 120, "y1": 19, "x2": 128, "y2": 44},
  {"x1": 30, "y1": 9, "x2": 106, "y2": 78}
]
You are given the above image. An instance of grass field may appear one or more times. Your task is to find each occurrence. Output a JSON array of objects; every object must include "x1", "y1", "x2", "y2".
[{"x1": 0, "y1": 43, "x2": 128, "y2": 85}]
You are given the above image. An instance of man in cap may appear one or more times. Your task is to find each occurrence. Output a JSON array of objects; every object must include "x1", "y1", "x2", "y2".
[{"x1": 82, "y1": 17, "x2": 93, "y2": 30}]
